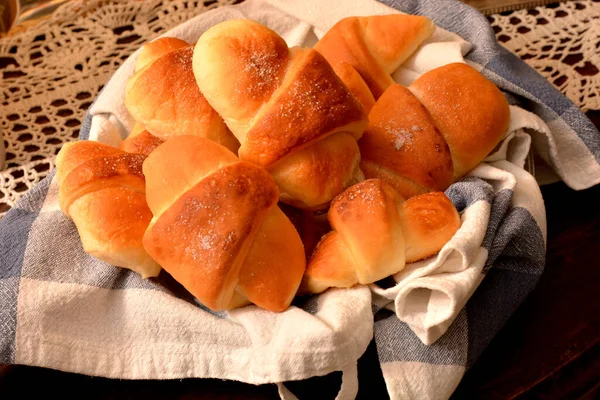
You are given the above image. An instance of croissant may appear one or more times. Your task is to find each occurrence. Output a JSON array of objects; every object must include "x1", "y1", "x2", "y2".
[
  {"x1": 331, "y1": 61, "x2": 375, "y2": 114},
  {"x1": 314, "y1": 15, "x2": 435, "y2": 99},
  {"x1": 120, "y1": 128, "x2": 165, "y2": 157},
  {"x1": 125, "y1": 38, "x2": 240, "y2": 153},
  {"x1": 134, "y1": 37, "x2": 189, "y2": 72},
  {"x1": 56, "y1": 141, "x2": 161, "y2": 278},
  {"x1": 360, "y1": 63, "x2": 511, "y2": 199},
  {"x1": 192, "y1": 19, "x2": 368, "y2": 210},
  {"x1": 141, "y1": 136, "x2": 306, "y2": 312},
  {"x1": 302, "y1": 179, "x2": 460, "y2": 294}
]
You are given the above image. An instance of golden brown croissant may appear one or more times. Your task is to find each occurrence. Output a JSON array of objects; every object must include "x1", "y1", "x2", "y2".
[
  {"x1": 192, "y1": 19, "x2": 368, "y2": 210},
  {"x1": 409, "y1": 63, "x2": 511, "y2": 179},
  {"x1": 56, "y1": 141, "x2": 161, "y2": 278},
  {"x1": 360, "y1": 63, "x2": 511, "y2": 199},
  {"x1": 314, "y1": 15, "x2": 435, "y2": 99},
  {"x1": 331, "y1": 62, "x2": 376, "y2": 114},
  {"x1": 120, "y1": 129, "x2": 165, "y2": 157},
  {"x1": 134, "y1": 37, "x2": 189, "y2": 72},
  {"x1": 125, "y1": 38, "x2": 240, "y2": 153},
  {"x1": 302, "y1": 179, "x2": 460, "y2": 294},
  {"x1": 141, "y1": 136, "x2": 306, "y2": 312}
]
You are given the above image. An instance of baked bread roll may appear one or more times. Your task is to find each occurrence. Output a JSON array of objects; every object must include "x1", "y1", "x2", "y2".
[
  {"x1": 331, "y1": 62, "x2": 376, "y2": 114},
  {"x1": 134, "y1": 37, "x2": 189, "y2": 72},
  {"x1": 128, "y1": 122, "x2": 146, "y2": 138},
  {"x1": 302, "y1": 179, "x2": 460, "y2": 294},
  {"x1": 120, "y1": 129, "x2": 165, "y2": 156},
  {"x1": 125, "y1": 38, "x2": 240, "y2": 153},
  {"x1": 193, "y1": 19, "x2": 368, "y2": 210},
  {"x1": 56, "y1": 141, "x2": 161, "y2": 278},
  {"x1": 360, "y1": 63, "x2": 510, "y2": 198},
  {"x1": 360, "y1": 84, "x2": 454, "y2": 199},
  {"x1": 142, "y1": 136, "x2": 306, "y2": 312},
  {"x1": 409, "y1": 63, "x2": 511, "y2": 179},
  {"x1": 314, "y1": 15, "x2": 435, "y2": 99}
]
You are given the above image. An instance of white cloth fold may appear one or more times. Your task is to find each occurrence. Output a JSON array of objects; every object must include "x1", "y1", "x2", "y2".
[
  {"x1": 65, "y1": 0, "x2": 551, "y2": 397},
  {"x1": 89, "y1": 0, "x2": 546, "y2": 345}
]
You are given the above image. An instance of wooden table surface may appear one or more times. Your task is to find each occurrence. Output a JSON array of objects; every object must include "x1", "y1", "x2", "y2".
[{"x1": 1, "y1": 1, "x2": 600, "y2": 399}]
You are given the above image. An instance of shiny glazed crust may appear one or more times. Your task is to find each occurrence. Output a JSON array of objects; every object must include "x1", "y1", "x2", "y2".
[
  {"x1": 142, "y1": 136, "x2": 306, "y2": 312},
  {"x1": 56, "y1": 141, "x2": 161, "y2": 278},
  {"x1": 134, "y1": 37, "x2": 189, "y2": 72},
  {"x1": 314, "y1": 15, "x2": 435, "y2": 98},
  {"x1": 360, "y1": 84, "x2": 454, "y2": 198},
  {"x1": 303, "y1": 179, "x2": 461, "y2": 294},
  {"x1": 120, "y1": 130, "x2": 165, "y2": 156},
  {"x1": 331, "y1": 62, "x2": 376, "y2": 114},
  {"x1": 126, "y1": 44, "x2": 239, "y2": 152},
  {"x1": 409, "y1": 63, "x2": 511, "y2": 179},
  {"x1": 193, "y1": 19, "x2": 368, "y2": 209}
]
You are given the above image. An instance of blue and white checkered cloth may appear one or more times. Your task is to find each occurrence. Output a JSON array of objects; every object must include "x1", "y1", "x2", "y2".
[{"x1": 1, "y1": 0, "x2": 598, "y2": 399}]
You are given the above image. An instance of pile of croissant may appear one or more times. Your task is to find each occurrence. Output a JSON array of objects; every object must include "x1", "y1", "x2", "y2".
[{"x1": 56, "y1": 15, "x2": 510, "y2": 312}]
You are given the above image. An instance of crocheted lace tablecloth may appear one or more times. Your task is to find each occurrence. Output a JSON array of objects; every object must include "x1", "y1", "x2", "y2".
[{"x1": 0, "y1": 0, "x2": 598, "y2": 217}]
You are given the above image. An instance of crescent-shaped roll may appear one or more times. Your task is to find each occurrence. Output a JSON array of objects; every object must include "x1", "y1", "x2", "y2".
[
  {"x1": 360, "y1": 63, "x2": 511, "y2": 196},
  {"x1": 331, "y1": 62, "x2": 376, "y2": 114},
  {"x1": 134, "y1": 37, "x2": 189, "y2": 72},
  {"x1": 120, "y1": 129, "x2": 165, "y2": 157},
  {"x1": 125, "y1": 38, "x2": 240, "y2": 153},
  {"x1": 56, "y1": 141, "x2": 161, "y2": 278},
  {"x1": 193, "y1": 19, "x2": 368, "y2": 210},
  {"x1": 142, "y1": 136, "x2": 306, "y2": 312},
  {"x1": 302, "y1": 180, "x2": 460, "y2": 294},
  {"x1": 409, "y1": 63, "x2": 511, "y2": 179},
  {"x1": 314, "y1": 15, "x2": 435, "y2": 99},
  {"x1": 359, "y1": 84, "x2": 454, "y2": 199}
]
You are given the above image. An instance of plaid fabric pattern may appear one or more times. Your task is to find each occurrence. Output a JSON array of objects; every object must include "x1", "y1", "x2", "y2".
[{"x1": 1, "y1": 0, "x2": 598, "y2": 399}]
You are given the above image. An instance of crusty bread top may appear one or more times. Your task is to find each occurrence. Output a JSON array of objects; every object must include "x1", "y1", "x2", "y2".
[
  {"x1": 142, "y1": 135, "x2": 239, "y2": 218},
  {"x1": 56, "y1": 141, "x2": 161, "y2": 278},
  {"x1": 143, "y1": 161, "x2": 278, "y2": 311},
  {"x1": 55, "y1": 141, "x2": 122, "y2": 185},
  {"x1": 301, "y1": 230, "x2": 357, "y2": 294},
  {"x1": 120, "y1": 130, "x2": 165, "y2": 157},
  {"x1": 331, "y1": 62, "x2": 376, "y2": 114},
  {"x1": 302, "y1": 184, "x2": 462, "y2": 293},
  {"x1": 409, "y1": 63, "x2": 510, "y2": 179},
  {"x1": 358, "y1": 15, "x2": 435, "y2": 73},
  {"x1": 238, "y1": 206, "x2": 306, "y2": 312},
  {"x1": 193, "y1": 19, "x2": 290, "y2": 139},
  {"x1": 126, "y1": 46, "x2": 225, "y2": 140},
  {"x1": 400, "y1": 192, "x2": 461, "y2": 263},
  {"x1": 135, "y1": 37, "x2": 189, "y2": 73},
  {"x1": 360, "y1": 84, "x2": 454, "y2": 194},
  {"x1": 328, "y1": 179, "x2": 405, "y2": 284},
  {"x1": 241, "y1": 47, "x2": 367, "y2": 166},
  {"x1": 268, "y1": 132, "x2": 362, "y2": 210},
  {"x1": 315, "y1": 15, "x2": 435, "y2": 99},
  {"x1": 59, "y1": 153, "x2": 146, "y2": 214},
  {"x1": 193, "y1": 19, "x2": 367, "y2": 167},
  {"x1": 142, "y1": 136, "x2": 282, "y2": 311}
]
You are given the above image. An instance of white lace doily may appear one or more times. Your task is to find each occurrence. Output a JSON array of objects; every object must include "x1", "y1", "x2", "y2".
[
  {"x1": 0, "y1": 0, "x2": 598, "y2": 217},
  {"x1": 0, "y1": 0, "x2": 237, "y2": 216},
  {"x1": 490, "y1": 0, "x2": 600, "y2": 111}
]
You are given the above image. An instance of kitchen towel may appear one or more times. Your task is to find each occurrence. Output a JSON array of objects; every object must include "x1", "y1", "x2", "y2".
[{"x1": 1, "y1": 0, "x2": 598, "y2": 399}]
